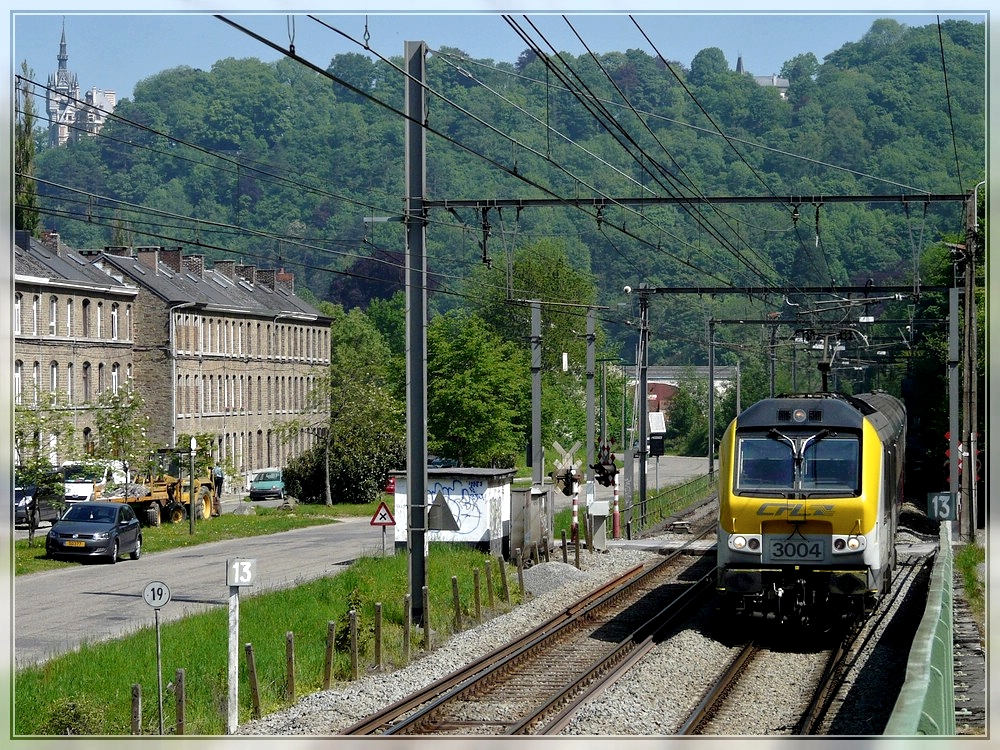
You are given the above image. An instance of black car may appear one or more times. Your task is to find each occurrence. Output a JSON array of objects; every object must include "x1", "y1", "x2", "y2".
[
  {"x1": 45, "y1": 502, "x2": 142, "y2": 563},
  {"x1": 14, "y1": 470, "x2": 64, "y2": 527}
]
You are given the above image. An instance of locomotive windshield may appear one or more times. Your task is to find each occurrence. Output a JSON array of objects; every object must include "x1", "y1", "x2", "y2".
[{"x1": 736, "y1": 433, "x2": 860, "y2": 496}]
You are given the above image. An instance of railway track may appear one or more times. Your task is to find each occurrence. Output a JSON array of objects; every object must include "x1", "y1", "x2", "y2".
[
  {"x1": 676, "y1": 556, "x2": 930, "y2": 735},
  {"x1": 341, "y1": 528, "x2": 715, "y2": 736}
]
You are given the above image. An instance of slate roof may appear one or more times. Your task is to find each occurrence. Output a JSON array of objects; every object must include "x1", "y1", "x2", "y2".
[
  {"x1": 14, "y1": 231, "x2": 136, "y2": 296},
  {"x1": 92, "y1": 251, "x2": 325, "y2": 321}
]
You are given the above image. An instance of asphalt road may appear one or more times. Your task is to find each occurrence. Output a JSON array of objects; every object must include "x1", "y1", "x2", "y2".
[
  {"x1": 11, "y1": 456, "x2": 709, "y2": 669},
  {"x1": 12, "y1": 504, "x2": 380, "y2": 670}
]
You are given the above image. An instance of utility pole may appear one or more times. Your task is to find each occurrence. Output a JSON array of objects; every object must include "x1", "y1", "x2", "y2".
[
  {"x1": 960, "y1": 185, "x2": 983, "y2": 541},
  {"x1": 637, "y1": 286, "x2": 649, "y2": 523},
  {"x1": 585, "y1": 309, "x2": 596, "y2": 509},
  {"x1": 530, "y1": 301, "x2": 543, "y2": 487},
  {"x1": 404, "y1": 41, "x2": 429, "y2": 628}
]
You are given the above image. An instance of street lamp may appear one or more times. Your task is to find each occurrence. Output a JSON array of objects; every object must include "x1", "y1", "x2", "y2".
[{"x1": 189, "y1": 436, "x2": 197, "y2": 535}]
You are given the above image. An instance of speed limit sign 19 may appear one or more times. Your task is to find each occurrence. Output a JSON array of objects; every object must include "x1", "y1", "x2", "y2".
[{"x1": 143, "y1": 580, "x2": 171, "y2": 609}]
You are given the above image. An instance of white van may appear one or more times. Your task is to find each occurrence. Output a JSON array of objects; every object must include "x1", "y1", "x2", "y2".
[{"x1": 61, "y1": 461, "x2": 127, "y2": 504}]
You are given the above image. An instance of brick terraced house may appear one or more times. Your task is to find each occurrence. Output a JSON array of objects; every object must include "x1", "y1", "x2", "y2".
[{"x1": 14, "y1": 232, "x2": 331, "y2": 488}]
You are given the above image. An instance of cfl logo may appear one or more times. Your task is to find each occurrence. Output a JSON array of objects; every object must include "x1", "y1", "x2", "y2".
[{"x1": 756, "y1": 503, "x2": 836, "y2": 517}]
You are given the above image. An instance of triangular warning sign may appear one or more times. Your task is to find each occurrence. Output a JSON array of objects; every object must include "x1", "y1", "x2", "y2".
[
  {"x1": 370, "y1": 501, "x2": 396, "y2": 526},
  {"x1": 427, "y1": 490, "x2": 460, "y2": 531}
]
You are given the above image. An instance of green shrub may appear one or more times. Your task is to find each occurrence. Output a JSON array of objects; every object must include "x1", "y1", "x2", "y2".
[{"x1": 40, "y1": 696, "x2": 103, "y2": 735}]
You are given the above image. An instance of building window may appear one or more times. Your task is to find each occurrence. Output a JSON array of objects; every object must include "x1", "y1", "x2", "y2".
[
  {"x1": 125, "y1": 305, "x2": 132, "y2": 339},
  {"x1": 67, "y1": 363, "x2": 74, "y2": 402},
  {"x1": 50, "y1": 361, "x2": 58, "y2": 393},
  {"x1": 82, "y1": 299, "x2": 91, "y2": 337},
  {"x1": 49, "y1": 296, "x2": 57, "y2": 336},
  {"x1": 111, "y1": 363, "x2": 120, "y2": 393},
  {"x1": 66, "y1": 298, "x2": 74, "y2": 336},
  {"x1": 97, "y1": 363, "x2": 105, "y2": 394},
  {"x1": 32, "y1": 295, "x2": 39, "y2": 335},
  {"x1": 96, "y1": 302, "x2": 103, "y2": 338},
  {"x1": 32, "y1": 361, "x2": 40, "y2": 403},
  {"x1": 82, "y1": 362, "x2": 91, "y2": 403},
  {"x1": 14, "y1": 294, "x2": 21, "y2": 335},
  {"x1": 14, "y1": 361, "x2": 22, "y2": 405},
  {"x1": 110, "y1": 303, "x2": 120, "y2": 340}
]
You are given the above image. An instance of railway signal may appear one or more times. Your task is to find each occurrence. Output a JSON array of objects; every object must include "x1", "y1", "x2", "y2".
[{"x1": 591, "y1": 460, "x2": 618, "y2": 487}]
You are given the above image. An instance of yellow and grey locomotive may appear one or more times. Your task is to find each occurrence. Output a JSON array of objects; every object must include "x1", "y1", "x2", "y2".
[{"x1": 716, "y1": 392, "x2": 906, "y2": 624}]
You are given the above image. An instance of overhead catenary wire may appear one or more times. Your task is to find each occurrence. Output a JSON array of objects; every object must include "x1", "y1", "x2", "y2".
[{"x1": 217, "y1": 14, "x2": 771, "y2": 298}]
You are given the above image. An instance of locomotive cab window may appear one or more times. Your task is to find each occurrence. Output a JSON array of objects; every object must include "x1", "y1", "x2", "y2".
[{"x1": 737, "y1": 433, "x2": 860, "y2": 496}]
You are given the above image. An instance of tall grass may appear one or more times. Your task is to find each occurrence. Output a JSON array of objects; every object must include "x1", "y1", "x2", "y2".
[
  {"x1": 14, "y1": 544, "x2": 521, "y2": 736},
  {"x1": 954, "y1": 542, "x2": 985, "y2": 624}
]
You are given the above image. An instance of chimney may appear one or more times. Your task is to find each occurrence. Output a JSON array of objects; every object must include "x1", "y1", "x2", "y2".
[
  {"x1": 136, "y1": 246, "x2": 159, "y2": 271},
  {"x1": 160, "y1": 246, "x2": 182, "y2": 273},
  {"x1": 213, "y1": 259, "x2": 236, "y2": 279},
  {"x1": 235, "y1": 264, "x2": 256, "y2": 284},
  {"x1": 103, "y1": 246, "x2": 131, "y2": 257},
  {"x1": 40, "y1": 231, "x2": 61, "y2": 253},
  {"x1": 275, "y1": 267, "x2": 295, "y2": 294},
  {"x1": 183, "y1": 254, "x2": 205, "y2": 278},
  {"x1": 256, "y1": 269, "x2": 276, "y2": 291},
  {"x1": 15, "y1": 230, "x2": 30, "y2": 251}
]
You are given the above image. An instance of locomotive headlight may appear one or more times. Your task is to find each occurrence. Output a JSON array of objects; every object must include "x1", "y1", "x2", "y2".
[
  {"x1": 832, "y1": 534, "x2": 866, "y2": 553},
  {"x1": 729, "y1": 534, "x2": 761, "y2": 552},
  {"x1": 792, "y1": 408, "x2": 808, "y2": 423}
]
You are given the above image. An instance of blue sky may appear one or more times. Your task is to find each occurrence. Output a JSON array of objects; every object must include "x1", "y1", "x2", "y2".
[{"x1": 9, "y1": 5, "x2": 985, "y2": 103}]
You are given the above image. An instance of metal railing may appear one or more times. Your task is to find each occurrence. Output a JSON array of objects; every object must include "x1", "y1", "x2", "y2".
[{"x1": 883, "y1": 522, "x2": 956, "y2": 735}]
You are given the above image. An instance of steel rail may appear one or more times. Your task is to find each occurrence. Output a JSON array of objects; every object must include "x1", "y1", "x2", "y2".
[
  {"x1": 342, "y1": 527, "x2": 714, "y2": 735},
  {"x1": 339, "y1": 563, "x2": 647, "y2": 735},
  {"x1": 525, "y1": 570, "x2": 716, "y2": 735}
]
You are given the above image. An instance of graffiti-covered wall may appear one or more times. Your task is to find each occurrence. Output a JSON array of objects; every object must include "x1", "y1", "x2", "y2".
[{"x1": 392, "y1": 468, "x2": 515, "y2": 557}]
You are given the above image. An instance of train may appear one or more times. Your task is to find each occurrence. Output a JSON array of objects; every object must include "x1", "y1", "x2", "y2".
[{"x1": 716, "y1": 391, "x2": 906, "y2": 625}]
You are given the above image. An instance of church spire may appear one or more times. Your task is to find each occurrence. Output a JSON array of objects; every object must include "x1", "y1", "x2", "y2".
[{"x1": 57, "y1": 17, "x2": 68, "y2": 72}]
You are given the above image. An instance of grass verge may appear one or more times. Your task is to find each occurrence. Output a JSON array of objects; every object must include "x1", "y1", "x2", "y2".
[
  {"x1": 954, "y1": 542, "x2": 985, "y2": 629},
  {"x1": 14, "y1": 543, "x2": 522, "y2": 736}
]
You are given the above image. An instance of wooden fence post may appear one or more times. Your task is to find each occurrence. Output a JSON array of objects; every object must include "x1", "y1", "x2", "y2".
[
  {"x1": 574, "y1": 536, "x2": 581, "y2": 569},
  {"x1": 131, "y1": 683, "x2": 142, "y2": 735},
  {"x1": 174, "y1": 668, "x2": 185, "y2": 736},
  {"x1": 561, "y1": 530, "x2": 568, "y2": 563},
  {"x1": 515, "y1": 548, "x2": 525, "y2": 599},
  {"x1": 497, "y1": 557, "x2": 511, "y2": 604},
  {"x1": 323, "y1": 621, "x2": 336, "y2": 690},
  {"x1": 422, "y1": 586, "x2": 431, "y2": 651},
  {"x1": 403, "y1": 594, "x2": 411, "y2": 664},
  {"x1": 474, "y1": 569, "x2": 482, "y2": 624},
  {"x1": 245, "y1": 643, "x2": 262, "y2": 719},
  {"x1": 374, "y1": 603, "x2": 383, "y2": 671},
  {"x1": 543, "y1": 535, "x2": 550, "y2": 563},
  {"x1": 451, "y1": 576, "x2": 462, "y2": 631},
  {"x1": 349, "y1": 610, "x2": 359, "y2": 680},
  {"x1": 285, "y1": 631, "x2": 296, "y2": 702},
  {"x1": 484, "y1": 563, "x2": 495, "y2": 608}
]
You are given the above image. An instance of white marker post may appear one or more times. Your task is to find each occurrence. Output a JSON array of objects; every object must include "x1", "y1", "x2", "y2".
[
  {"x1": 142, "y1": 580, "x2": 171, "y2": 735},
  {"x1": 226, "y1": 558, "x2": 256, "y2": 734}
]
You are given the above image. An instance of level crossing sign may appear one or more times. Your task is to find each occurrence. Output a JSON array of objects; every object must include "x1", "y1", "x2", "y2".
[{"x1": 370, "y1": 501, "x2": 396, "y2": 526}]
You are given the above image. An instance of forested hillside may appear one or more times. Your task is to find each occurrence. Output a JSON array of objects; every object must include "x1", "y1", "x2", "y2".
[{"x1": 27, "y1": 16, "x2": 983, "y2": 372}]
